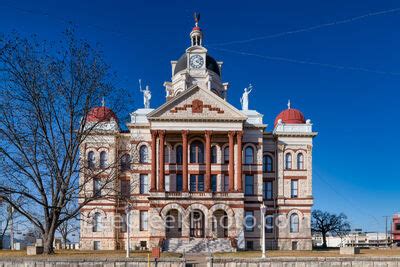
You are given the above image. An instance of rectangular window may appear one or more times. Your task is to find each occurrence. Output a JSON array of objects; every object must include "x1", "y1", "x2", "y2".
[
  {"x1": 189, "y1": 175, "x2": 204, "y2": 192},
  {"x1": 120, "y1": 180, "x2": 130, "y2": 198},
  {"x1": 165, "y1": 175, "x2": 170, "y2": 192},
  {"x1": 140, "y1": 174, "x2": 149, "y2": 194},
  {"x1": 190, "y1": 175, "x2": 196, "y2": 192},
  {"x1": 245, "y1": 211, "x2": 254, "y2": 232},
  {"x1": 263, "y1": 181, "x2": 273, "y2": 200},
  {"x1": 245, "y1": 175, "x2": 254, "y2": 195},
  {"x1": 211, "y1": 175, "x2": 217, "y2": 192},
  {"x1": 140, "y1": 211, "x2": 148, "y2": 231},
  {"x1": 246, "y1": 240, "x2": 253, "y2": 250},
  {"x1": 93, "y1": 241, "x2": 100, "y2": 250},
  {"x1": 291, "y1": 180, "x2": 298, "y2": 198},
  {"x1": 93, "y1": 178, "x2": 101, "y2": 197},
  {"x1": 266, "y1": 216, "x2": 274, "y2": 233},
  {"x1": 121, "y1": 214, "x2": 127, "y2": 233},
  {"x1": 292, "y1": 241, "x2": 298, "y2": 250},
  {"x1": 223, "y1": 147, "x2": 229, "y2": 164},
  {"x1": 198, "y1": 175, "x2": 204, "y2": 192},
  {"x1": 396, "y1": 223, "x2": 400, "y2": 231},
  {"x1": 223, "y1": 175, "x2": 229, "y2": 192},
  {"x1": 176, "y1": 174, "x2": 183, "y2": 192}
]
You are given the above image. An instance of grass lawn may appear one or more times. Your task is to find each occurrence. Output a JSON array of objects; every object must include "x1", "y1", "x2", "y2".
[
  {"x1": 0, "y1": 249, "x2": 181, "y2": 259},
  {"x1": 0, "y1": 248, "x2": 399, "y2": 260},
  {"x1": 214, "y1": 248, "x2": 400, "y2": 258}
]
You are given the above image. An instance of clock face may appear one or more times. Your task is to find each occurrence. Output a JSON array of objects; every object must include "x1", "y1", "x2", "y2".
[{"x1": 189, "y1": 55, "x2": 204, "y2": 69}]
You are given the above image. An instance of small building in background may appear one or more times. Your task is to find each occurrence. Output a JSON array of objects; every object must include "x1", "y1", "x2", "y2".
[
  {"x1": 392, "y1": 213, "x2": 400, "y2": 245},
  {"x1": 312, "y1": 230, "x2": 390, "y2": 248}
]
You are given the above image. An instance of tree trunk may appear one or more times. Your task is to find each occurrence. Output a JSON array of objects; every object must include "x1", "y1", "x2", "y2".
[
  {"x1": 43, "y1": 229, "x2": 56, "y2": 254},
  {"x1": 322, "y1": 232, "x2": 327, "y2": 248},
  {"x1": 62, "y1": 234, "x2": 68, "y2": 249}
]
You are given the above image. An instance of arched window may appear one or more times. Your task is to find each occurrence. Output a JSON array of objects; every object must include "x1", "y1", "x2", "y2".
[
  {"x1": 297, "y1": 153, "x2": 304, "y2": 170},
  {"x1": 88, "y1": 151, "x2": 95, "y2": 169},
  {"x1": 223, "y1": 146, "x2": 229, "y2": 164},
  {"x1": 290, "y1": 213, "x2": 299, "y2": 233},
  {"x1": 92, "y1": 212, "x2": 101, "y2": 232},
  {"x1": 139, "y1": 145, "x2": 149, "y2": 163},
  {"x1": 190, "y1": 141, "x2": 204, "y2": 163},
  {"x1": 245, "y1": 146, "x2": 254, "y2": 164},
  {"x1": 164, "y1": 145, "x2": 170, "y2": 163},
  {"x1": 176, "y1": 145, "x2": 183, "y2": 164},
  {"x1": 211, "y1": 146, "x2": 217, "y2": 163},
  {"x1": 285, "y1": 153, "x2": 292, "y2": 170},
  {"x1": 120, "y1": 153, "x2": 131, "y2": 171},
  {"x1": 263, "y1": 155, "x2": 273, "y2": 172},
  {"x1": 99, "y1": 151, "x2": 107, "y2": 169}
]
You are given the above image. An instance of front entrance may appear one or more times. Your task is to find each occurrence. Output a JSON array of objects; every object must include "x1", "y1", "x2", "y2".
[
  {"x1": 166, "y1": 209, "x2": 182, "y2": 238},
  {"x1": 189, "y1": 210, "x2": 205, "y2": 238},
  {"x1": 213, "y1": 210, "x2": 228, "y2": 238}
]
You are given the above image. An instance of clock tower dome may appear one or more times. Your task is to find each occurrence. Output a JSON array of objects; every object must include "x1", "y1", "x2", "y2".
[{"x1": 164, "y1": 13, "x2": 229, "y2": 100}]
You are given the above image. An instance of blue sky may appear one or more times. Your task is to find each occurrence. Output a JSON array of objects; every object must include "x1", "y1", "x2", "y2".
[{"x1": 1, "y1": 0, "x2": 399, "y2": 232}]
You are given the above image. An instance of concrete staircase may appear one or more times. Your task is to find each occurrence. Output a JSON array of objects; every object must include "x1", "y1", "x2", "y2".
[{"x1": 163, "y1": 238, "x2": 234, "y2": 253}]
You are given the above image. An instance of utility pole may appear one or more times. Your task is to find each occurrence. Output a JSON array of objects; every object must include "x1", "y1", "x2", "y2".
[
  {"x1": 9, "y1": 206, "x2": 14, "y2": 250},
  {"x1": 383, "y1": 215, "x2": 390, "y2": 247}
]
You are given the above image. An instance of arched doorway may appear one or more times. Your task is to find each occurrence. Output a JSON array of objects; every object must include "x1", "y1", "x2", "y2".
[
  {"x1": 165, "y1": 209, "x2": 182, "y2": 238},
  {"x1": 212, "y1": 210, "x2": 228, "y2": 238},
  {"x1": 189, "y1": 210, "x2": 205, "y2": 238}
]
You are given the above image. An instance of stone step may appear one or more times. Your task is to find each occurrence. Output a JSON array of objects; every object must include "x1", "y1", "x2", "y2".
[{"x1": 163, "y1": 238, "x2": 234, "y2": 253}]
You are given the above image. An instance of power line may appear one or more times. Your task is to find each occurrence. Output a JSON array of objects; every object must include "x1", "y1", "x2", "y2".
[
  {"x1": 0, "y1": 2, "x2": 138, "y2": 42},
  {"x1": 313, "y1": 169, "x2": 382, "y2": 230},
  {"x1": 209, "y1": 7, "x2": 400, "y2": 46},
  {"x1": 213, "y1": 47, "x2": 400, "y2": 76}
]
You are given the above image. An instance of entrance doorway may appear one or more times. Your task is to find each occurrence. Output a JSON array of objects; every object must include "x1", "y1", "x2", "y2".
[
  {"x1": 212, "y1": 210, "x2": 228, "y2": 238},
  {"x1": 189, "y1": 210, "x2": 205, "y2": 238},
  {"x1": 166, "y1": 209, "x2": 182, "y2": 238}
]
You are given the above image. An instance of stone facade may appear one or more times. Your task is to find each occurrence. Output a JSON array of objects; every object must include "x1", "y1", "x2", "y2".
[{"x1": 79, "y1": 18, "x2": 317, "y2": 252}]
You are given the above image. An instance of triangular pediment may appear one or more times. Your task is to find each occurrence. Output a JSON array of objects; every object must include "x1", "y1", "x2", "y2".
[{"x1": 147, "y1": 85, "x2": 247, "y2": 122}]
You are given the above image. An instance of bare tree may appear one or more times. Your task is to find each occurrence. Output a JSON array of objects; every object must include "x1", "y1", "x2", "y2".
[
  {"x1": 0, "y1": 30, "x2": 126, "y2": 254},
  {"x1": 311, "y1": 209, "x2": 351, "y2": 248}
]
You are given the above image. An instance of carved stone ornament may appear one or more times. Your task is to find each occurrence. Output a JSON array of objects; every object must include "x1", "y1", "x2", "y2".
[{"x1": 192, "y1": 99, "x2": 203, "y2": 113}]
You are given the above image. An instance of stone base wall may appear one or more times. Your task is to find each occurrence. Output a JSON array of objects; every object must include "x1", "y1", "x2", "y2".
[
  {"x1": 277, "y1": 239, "x2": 312, "y2": 250},
  {"x1": 0, "y1": 259, "x2": 184, "y2": 267},
  {"x1": 211, "y1": 257, "x2": 400, "y2": 267}
]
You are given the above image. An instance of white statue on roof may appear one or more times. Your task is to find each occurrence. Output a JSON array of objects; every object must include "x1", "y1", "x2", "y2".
[
  {"x1": 139, "y1": 79, "x2": 151, "y2": 109},
  {"x1": 240, "y1": 84, "x2": 253, "y2": 111}
]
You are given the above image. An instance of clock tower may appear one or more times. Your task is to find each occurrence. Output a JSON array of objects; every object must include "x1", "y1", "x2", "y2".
[{"x1": 164, "y1": 14, "x2": 229, "y2": 100}]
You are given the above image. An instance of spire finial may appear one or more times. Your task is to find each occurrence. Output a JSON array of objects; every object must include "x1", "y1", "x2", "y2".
[
  {"x1": 194, "y1": 12, "x2": 200, "y2": 27},
  {"x1": 287, "y1": 99, "x2": 291, "y2": 109},
  {"x1": 101, "y1": 97, "x2": 105, "y2": 107}
]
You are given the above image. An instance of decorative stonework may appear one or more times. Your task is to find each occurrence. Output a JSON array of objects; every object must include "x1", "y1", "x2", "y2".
[{"x1": 170, "y1": 99, "x2": 224, "y2": 114}]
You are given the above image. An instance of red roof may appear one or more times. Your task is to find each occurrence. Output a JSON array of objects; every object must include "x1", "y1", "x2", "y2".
[
  {"x1": 192, "y1": 26, "x2": 201, "y2": 31},
  {"x1": 87, "y1": 106, "x2": 118, "y2": 123},
  {"x1": 274, "y1": 108, "x2": 305, "y2": 127}
]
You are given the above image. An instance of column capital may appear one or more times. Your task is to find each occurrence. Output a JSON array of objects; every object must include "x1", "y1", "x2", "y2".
[
  {"x1": 157, "y1": 130, "x2": 166, "y2": 137},
  {"x1": 150, "y1": 130, "x2": 158, "y2": 137},
  {"x1": 182, "y1": 130, "x2": 189, "y2": 137},
  {"x1": 236, "y1": 131, "x2": 243, "y2": 138},
  {"x1": 228, "y1": 131, "x2": 236, "y2": 138},
  {"x1": 205, "y1": 130, "x2": 213, "y2": 138}
]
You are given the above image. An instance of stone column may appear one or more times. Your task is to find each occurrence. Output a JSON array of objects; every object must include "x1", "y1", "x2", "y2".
[
  {"x1": 150, "y1": 130, "x2": 158, "y2": 191},
  {"x1": 182, "y1": 130, "x2": 189, "y2": 192},
  {"x1": 236, "y1": 131, "x2": 243, "y2": 192},
  {"x1": 205, "y1": 130, "x2": 212, "y2": 192},
  {"x1": 228, "y1": 131, "x2": 235, "y2": 192},
  {"x1": 158, "y1": 130, "x2": 166, "y2": 192}
]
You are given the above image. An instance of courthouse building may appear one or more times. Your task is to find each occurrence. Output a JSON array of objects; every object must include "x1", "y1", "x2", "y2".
[{"x1": 79, "y1": 18, "x2": 317, "y2": 252}]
